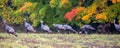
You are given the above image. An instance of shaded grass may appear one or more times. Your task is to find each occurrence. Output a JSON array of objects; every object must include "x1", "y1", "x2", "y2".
[{"x1": 0, "y1": 33, "x2": 120, "y2": 48}]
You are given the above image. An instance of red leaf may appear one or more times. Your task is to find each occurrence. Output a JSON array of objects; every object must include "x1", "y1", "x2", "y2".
[{"x1": 64, "y1": 9, "x2": 77, "y2": 22}]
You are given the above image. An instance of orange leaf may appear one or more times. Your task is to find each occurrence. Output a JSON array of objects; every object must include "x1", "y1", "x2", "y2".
[
  {"x1": 64, "y1": 9, "x2": 77, "y2": 22},
  {"x1": 64, "y1": 7, "x2": 85, "y2": 22},
  {"x1": 75, "y1": 7, "x2": 85, "y2": 13},
  {"x1": 19, "y1": 6, "x2": 26, "y2": 12},
  {"x1": 61, "y1": 0, "x2": 68, "y2": 5},
  {"x1": 19, "y1": 2, "x2": 33, "y2": 12},
  {"x1": 112, "y1": 0, "x2": 117, "y2": 3},
  {"x1": 96, "y1": 13, "x2": 107, "y2": 20},
  {"x1": 117, "y1": 0, "x2": 120, "y2": 2}
]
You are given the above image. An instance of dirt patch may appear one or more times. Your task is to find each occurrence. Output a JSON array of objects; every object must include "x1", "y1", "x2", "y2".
[
  {"x1": 52, "y1": 43, "x2": 73, "y2": 48},
  {"x1": 20, "y1": 38, "x2": 73, "y2": 48},
  {"x1": 0, "y1": 36, "x2": 5, "y2": 39},
  {"x1": 21, "y1": 38, "x2": 40, "y2": 44},
  {"x1": 0, "y1": 36, "x2": 16, "y2": 44},
  {"x1": 57, "y1": 36, "x2": 76, "y2": 43},
  {"x1": 83, "y1": 42, "x2": 105, "y2": 48},
  {"x1": 20, "y1": 38, "x2": 40, "y2": 48},
  {"x1": 0, "y1": 36, "x2": 12, "y2": 40},
  {"x1": 38, "y1": 40, "x2": 73, "y2": 48},
  {"x1": 82, "y1": 41, "x2": 120, "y2": 48},
  {"x1": 39, "y1": 36, "x2": 53, "y2": 39}
]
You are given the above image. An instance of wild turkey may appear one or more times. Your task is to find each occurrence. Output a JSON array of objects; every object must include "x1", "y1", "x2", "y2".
[
  {"x1": 3, "y1": 20, "x2": 18, "y2": 37},
  {"x1": 97, "y1": 23, "x2": 111, "y2": 34},
  {"x1": 79, "y1": 25, "x2": 95, "y2": 34},
  {"x1": 24, "y1": 19, "x2": 36, "y2": 32},
  {"x1": 97, "y1": 24, "x2": 104, "y2": 33},
  {"x1": 63, "y1": 24, "x2": 77, "y2": 34},
  {"x1": 53, "y1": 24, "x2": 66, "y2": 33},
  {"x1": 40, "y1": 21, "x2": 52, "y2": 33},
  {"x1": 114, "y1": 16, "x2": 120, "y2": 32}
]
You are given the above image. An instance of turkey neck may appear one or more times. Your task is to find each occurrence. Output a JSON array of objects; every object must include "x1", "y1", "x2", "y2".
[
  {"x1": 114, "y1": 16, "x2": 119, "y2": 24},
  {"x1": 3, "y1": 21, "x2": 8, "y2": 26},
  {"x1": 41, "y1": 22, "x2": 43, "y2": 26},
  {"x1": 24, "y1": 21, "x2": 27, "y2": 24}
]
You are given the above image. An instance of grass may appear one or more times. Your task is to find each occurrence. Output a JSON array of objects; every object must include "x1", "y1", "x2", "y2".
[{"x1": 0, "y1": 32, "x2": 120, "y2": 48}]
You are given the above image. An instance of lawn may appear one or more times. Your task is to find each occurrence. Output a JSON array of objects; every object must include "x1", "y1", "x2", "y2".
[{"x1": 0, "y1": 33, "x2": 120, "y2": 48}]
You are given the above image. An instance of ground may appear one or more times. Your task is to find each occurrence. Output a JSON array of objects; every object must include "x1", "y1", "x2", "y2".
[{"x1": 0, "y1": 33, "x2": 120, "y2": 48}]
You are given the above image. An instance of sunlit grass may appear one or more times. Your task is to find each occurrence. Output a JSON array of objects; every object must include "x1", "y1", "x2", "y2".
[{"x1": 0, "y1": 32, "x2": 120, "y2": 48}]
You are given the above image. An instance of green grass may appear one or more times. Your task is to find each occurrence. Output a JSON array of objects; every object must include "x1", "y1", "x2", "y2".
[{"x1": 0, "y1": 33, "x2": 120, "y2": 48}]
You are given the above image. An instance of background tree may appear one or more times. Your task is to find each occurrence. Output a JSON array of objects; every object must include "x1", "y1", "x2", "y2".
[{"x1": 0, "y1": 0, "x2": 120, "y2": 28}]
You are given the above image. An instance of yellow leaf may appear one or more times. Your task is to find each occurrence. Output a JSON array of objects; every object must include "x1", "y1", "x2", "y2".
[
  {"x1": 96, "y1": 13, "x2": 107, "y2": 21},
  {"x1": 87, "y1": 3, "x2": 97, "y2": 14},
  {"x1": 81, "y1": 15, "x2": 90, "y2": 21},
  {"x1": 19, "y1": 2, "x2": 33, "y2": 12},
  {"x1": 24, "y1": 2, "x2": 33, "y2": 7}
]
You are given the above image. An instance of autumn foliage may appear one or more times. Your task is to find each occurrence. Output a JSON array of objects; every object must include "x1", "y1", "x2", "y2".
[
  {"x1": 87, "y1": 3, "x2": 97, "y2": 14},
  {"x1": 96, "y1": 13, "x2": 107, "y2": 21},
  {"x1": 112, "y1": 0, "x2": 120, "y2": 3},
  {"x1": 19, "y1": 2, "x2": 33, "y2": 12},
  {"x1": 61, "y1": 0, "x2": 69, "y2": 5},
  {"x1": 50, "y1": 0, "x2": 56, "y2": 7},
  {"x1": 81, "y1": 13, "x2": 92, "y2": 21},
  {"x1": 0, "y1": 0, "x2": 120, "y2": 27},
  {"x1": 64, "y1": 7, "x2": 85, "y2": 22}
]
